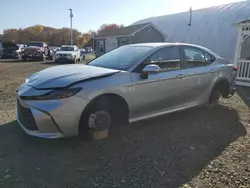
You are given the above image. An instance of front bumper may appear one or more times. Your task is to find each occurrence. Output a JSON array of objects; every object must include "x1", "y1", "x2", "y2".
[
  {"x1": 55, "y1": 57, "x2": 73, "y2": 63},
  {"x1": 16, "y1": 94, "x2": 89, "y2": 139},
  {"x1": 22, "y1": 53, "x2": 43, "y2": 58}
]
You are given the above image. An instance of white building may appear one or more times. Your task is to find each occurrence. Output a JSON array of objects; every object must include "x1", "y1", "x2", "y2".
[
  {"x1": 132, "y1": 1, "x2": 250, "y2": 63},
  {"x1": 234, "y1": 19, "x2": 250, "y2": 86}
]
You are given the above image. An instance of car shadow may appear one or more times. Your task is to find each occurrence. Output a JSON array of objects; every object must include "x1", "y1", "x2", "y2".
[
  {"x1": 41, "y1": 61, "x2": 63, "y2": 65},
  {"x1": 0, "y1": 105, "x2": 246, "y2": 188},
  {"x1": 237, "y1": 86, "x2": 250, "y2": 107},
  {"x1": 41, "y1": 60, "x2": 88, "y2": 65},
  {"x1": 0, "y1": 59, "x2": 22, "y2": 63},
  {"x1": 0, "y1": 59, "x2": 53, "y2": 64}
]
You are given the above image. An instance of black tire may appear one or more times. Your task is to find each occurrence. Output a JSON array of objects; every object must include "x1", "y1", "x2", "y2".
[
  {"x1": 48, "y1": 55, "x2": 53, "y2": 60},
  {"x1": 17, "y1": 53, "x2": 22, "y2": 60},
  {"x1": 21, "y1": 56, "x2": 26, "y2": 61},
  {"x1": 207, "y1": 86, "x2": 221, "y2": 108},
  {"x1": 72, "y1": 57, "x2": 77, "y2": 64},
  {"x1": 39, "y1": 54, "x2": 46, "y2": 61},
  {"x1": 79, "y1": 56, "x2": 83, "y2": 62}
]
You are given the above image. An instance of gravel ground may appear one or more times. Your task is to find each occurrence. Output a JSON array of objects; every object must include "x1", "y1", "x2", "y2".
[{"x1": 0, "y1": 59, "x2": 249, "y2": 188}]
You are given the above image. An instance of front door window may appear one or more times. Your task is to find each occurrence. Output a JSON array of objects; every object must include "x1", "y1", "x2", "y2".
[
  {"x1": 147, "y1": 46, "x2": 181, "y2": 72},
  {"x1": 134, "y1": 46, "x2": 180, "y2": 73}
]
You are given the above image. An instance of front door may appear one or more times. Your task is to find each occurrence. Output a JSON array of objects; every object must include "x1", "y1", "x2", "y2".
[{"x1": 129, "y1": 46, "x2": 190, "y2": 119}]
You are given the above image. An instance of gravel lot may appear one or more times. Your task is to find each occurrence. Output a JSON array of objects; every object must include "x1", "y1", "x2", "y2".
[{"x1": 0, "y1": 59, "x2": 249, "y2": 188}]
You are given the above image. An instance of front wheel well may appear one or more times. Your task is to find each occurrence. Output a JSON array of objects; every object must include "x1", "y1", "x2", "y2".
[{"x1": 78, "y1": 93, "x2": 129, "y2": 135}]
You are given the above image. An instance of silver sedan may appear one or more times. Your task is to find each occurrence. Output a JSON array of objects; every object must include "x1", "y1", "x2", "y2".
[{"x1": 16, "y1": 43, "x2": 237, "y2": 139}]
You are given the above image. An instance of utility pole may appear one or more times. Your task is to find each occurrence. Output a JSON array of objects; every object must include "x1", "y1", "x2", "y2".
[
  {"x1": 188, "y1": 6, "x2": 192, "y2": 26},
  {"x1": 69, "y1": 8, "x2": 73, "y2": 45},
  {"x1": 92, "y1": 32, "x2": 95, "y2": 51}
]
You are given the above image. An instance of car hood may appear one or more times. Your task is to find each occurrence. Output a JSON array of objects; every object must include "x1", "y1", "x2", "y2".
[
  {"x1": 56, "y1": 51, "x2": 74, "y2": 55},
  {"x1": 26, "y1": 64, "x2": 120, "y2": 89},
  {"x1": 25, "y1": 46, "x2": 42, "y2": 50}
]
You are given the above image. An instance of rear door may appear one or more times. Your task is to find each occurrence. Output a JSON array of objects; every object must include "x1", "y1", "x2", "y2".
[{"x1": 180, "y1": 45, "x2": 217, "y2": 103}]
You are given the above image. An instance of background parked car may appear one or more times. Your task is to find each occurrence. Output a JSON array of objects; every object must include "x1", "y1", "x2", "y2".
[
  {"x1": 21, "y1": 41, "x2": 53, "y2": 61},
  {"x1": 0, "y1": 42, "x2": 19, "y2": 59},
  {"x1": 54, "y1": 45, "x2": 82, "y2": 63}
]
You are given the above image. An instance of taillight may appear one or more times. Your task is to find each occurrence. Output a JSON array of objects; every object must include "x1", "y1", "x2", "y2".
[{"x1": 233, "y1": 66, "x2": 238, "y2": 71}]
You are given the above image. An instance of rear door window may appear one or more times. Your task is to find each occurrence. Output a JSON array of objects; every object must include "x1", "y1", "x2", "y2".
[
  {"x1": 182, "y1": 47, "x2": 208, "y2": 69},
  {"x1": 204, "y1": 52, "x2": 216, "y2": 63}
]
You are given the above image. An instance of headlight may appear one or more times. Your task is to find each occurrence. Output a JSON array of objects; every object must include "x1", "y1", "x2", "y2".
[{"x1": 20, "y1": 87, "x2": 82, "y2": 100}]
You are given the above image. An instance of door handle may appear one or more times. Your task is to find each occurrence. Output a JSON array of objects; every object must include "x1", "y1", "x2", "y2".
[{"x1": 176, "y1": 74, "x2": 185, "y2": 79}]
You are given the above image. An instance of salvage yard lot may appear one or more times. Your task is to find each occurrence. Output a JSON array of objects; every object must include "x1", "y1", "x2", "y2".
[{"x1": 0, "y1": 59, "x2": 249, "y2": 188}]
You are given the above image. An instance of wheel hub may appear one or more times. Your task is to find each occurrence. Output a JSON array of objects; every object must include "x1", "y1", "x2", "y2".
[{"x1": 88, "y1": 110, "x2": 111, "y2": 131}]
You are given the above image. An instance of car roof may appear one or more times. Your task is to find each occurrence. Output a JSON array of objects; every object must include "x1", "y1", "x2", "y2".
[
  {"x1": 126, "y1": 42, "x2": 218, "y2": 57},
  {"x1": 127, "y1": 42, "x2": 202, "y2": 48},
  {"x1": 28, "y1": 41, "x2": 44, "y2": 43},
  {"x1": 61, "y1": 45, "x2": 75, "y2": 47}
]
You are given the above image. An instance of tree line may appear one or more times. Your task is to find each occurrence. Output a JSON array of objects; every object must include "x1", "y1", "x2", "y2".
[{"x1": 0, "y1": 24, "x2": 123, "y2": 47}]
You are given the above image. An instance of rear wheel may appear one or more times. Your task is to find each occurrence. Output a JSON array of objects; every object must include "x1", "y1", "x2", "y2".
[
  {"x1": 39, "y1": 54, "x2": 46, "y2": 61},
  {"x1": 21, "y1": 56, "x2": 26, "y2": 61},
  {"x1": 72, "y1": 57, "x2": 77, "y2": 64},
  {"x1": 17, "y1": 53, "x2": 22, "y2": 60},
  {"x1": 79, "y1": 56, "x2": 83, "y2": 62},
  {"x1": 207, "y1": 86, "x2": 222, "y2": 108},
  {"x1": 49, "y1": 55, "x2": 54, "y2": 60}
]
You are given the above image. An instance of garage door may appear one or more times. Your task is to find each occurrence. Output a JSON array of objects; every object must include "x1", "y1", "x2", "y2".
[{"x1": 105, "y1": 37, "x2": 118, "y2": 52}]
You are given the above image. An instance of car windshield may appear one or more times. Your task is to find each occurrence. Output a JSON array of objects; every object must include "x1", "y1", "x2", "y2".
[
  {"x1": 60, "y1": 47, "x2": 74, "y2": 51},
  {"x1": 88, "y1": 46, "x2": 152, "y2": 71},
  {"x1": 27, "y1": 42, "x2": 43, "y2": 47}
]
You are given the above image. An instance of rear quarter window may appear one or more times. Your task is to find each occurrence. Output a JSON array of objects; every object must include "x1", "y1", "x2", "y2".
[{"x1": 204, "y1": 52, "x2": 216, "y2": 64}]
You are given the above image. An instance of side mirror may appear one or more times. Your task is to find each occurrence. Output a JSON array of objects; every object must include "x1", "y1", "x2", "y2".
[{"x1": 141, "y1": 64, "x2": 161, "y2": 79}]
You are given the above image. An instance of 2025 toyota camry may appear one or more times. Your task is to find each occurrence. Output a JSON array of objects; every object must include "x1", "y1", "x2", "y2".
[{"x1": 16, "y1": 43, "x2": 237, "y2": 139}]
